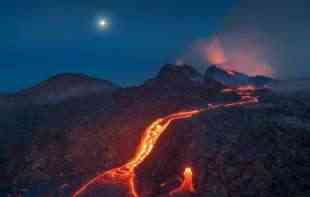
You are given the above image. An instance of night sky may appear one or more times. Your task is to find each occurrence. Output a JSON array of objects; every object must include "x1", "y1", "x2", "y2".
[
  {"x1": 0, "y1": 0, "x2": 235, "y2": 92},
  {"x1": 1, "y1": 0, "x2": 309, "y2": 92}
]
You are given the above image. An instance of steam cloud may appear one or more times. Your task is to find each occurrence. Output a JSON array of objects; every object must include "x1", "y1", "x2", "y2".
[{"x1": 177, "y1": 0, "x2": 310, "y2": 79}]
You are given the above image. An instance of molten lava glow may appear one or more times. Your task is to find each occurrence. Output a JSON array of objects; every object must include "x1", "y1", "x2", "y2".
[
  {"x1": 73, "y1": 86, "x2": 261, "y2": 197},
  {"x1": 72, "y1": 110, "x2": 201, "y2": 197},
  {"x1": 204, "y1": 37, "x2": 227, "y2": 65},
  {"x1": 170, "y1": 167, "x2": 195, "y2": 196},
  {"x1": 222, "y1": 85, "x2": 261, "y2": 101},
  {"x1": 200, "y1": 36, "x2": 273, "y2": 77}
]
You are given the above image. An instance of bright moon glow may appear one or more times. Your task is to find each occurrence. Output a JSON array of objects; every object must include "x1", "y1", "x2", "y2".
[{"x1": 98, "y1": 19, "x2": 108, "y2": 28}]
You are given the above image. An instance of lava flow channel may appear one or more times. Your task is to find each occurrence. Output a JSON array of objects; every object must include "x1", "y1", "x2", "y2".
[
  {"x1": 73, "y1": 86, "x2": 260, "y2": 197},
  {"x1": 72, "y1": 110, "x2": 201, "y2": 197}
]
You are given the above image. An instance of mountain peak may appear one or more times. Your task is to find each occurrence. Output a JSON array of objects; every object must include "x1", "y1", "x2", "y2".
[
  {"x1": 40, "y1": 73, "x2": 117, "y2": 86},
  {"x1": 156, "y1": 64, "x2": 203, "y2": 83},
  {"x1": 45, "y1": 72, "x2": 96, "y2": 81},
  {"x1": 17, "y1": 73, "x2": 119, "y2": 104}
]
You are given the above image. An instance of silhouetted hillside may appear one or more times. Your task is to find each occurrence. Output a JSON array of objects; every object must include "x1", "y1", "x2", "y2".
[{"x1": 0, "y1": 64, "x2": 309, "y2": 197}]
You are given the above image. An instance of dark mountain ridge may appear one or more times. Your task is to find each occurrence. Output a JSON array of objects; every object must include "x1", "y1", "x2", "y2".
[
  {"x1": 204, "y1": 65, "x2": 274, "y2": 87},
  {"x1": 0, "y1": 64, "x2": 309, "y2": 197},
  {"x1": 1, "y1": 73, "x2": 119, "y2": 106}
]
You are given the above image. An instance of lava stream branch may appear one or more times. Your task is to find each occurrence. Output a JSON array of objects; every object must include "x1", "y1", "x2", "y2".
[
  {"x1": 73, "y1": 86, "x2": 260, "y2": 197},
  {"x1": 72, "y1": 110, "x2": 201, "y2": 197}
]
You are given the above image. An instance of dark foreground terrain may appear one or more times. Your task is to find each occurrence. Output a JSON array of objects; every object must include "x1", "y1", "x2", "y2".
[{"x1": 1, "y1": 64, "x2": 309, "y2": 197}]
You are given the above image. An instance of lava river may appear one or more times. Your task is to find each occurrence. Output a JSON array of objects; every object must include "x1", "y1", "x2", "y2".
[{"x1": 73, "y1": 86, "x2": 260, "y2": 197}]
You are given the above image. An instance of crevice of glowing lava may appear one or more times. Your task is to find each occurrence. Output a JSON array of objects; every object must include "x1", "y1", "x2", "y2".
[
  {"x1": 170, "y1": 167, "x2": 195, "y2": 196},
  {"x1": 72, "y1": 110, "x2": 201, "y2": 197},
  {"x1": 73, "y1": 85, "x2": 261, "y2": 197}
]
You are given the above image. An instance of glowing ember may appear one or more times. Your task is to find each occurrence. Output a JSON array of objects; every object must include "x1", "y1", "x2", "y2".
[{"x1": 170, "y1": 167, "x2": 195, "y2": 196}]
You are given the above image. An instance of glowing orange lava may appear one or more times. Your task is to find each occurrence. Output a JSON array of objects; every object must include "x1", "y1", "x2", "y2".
[
  {"x1": 73, "y1": 86, "x2": 261, "y2": 197},
  {"x1": 170, "y1": 167, "x2": 195, "y2": 196},
  {"x1": 72, "y1": 110, "x2": 201, "y2": 197},
  {"x1": 221, "y1": 85, "x2": 260, "y2": 102}
]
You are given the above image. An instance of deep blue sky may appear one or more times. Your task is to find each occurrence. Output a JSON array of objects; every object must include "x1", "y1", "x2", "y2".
[{"x1": 0, "y1": 0, "x2": 236, "y2": 92}]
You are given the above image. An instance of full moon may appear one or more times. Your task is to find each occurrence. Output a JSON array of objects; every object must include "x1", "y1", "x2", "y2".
[{"x1": 98, "y1": 19, "x2": 108, "y2": 29}]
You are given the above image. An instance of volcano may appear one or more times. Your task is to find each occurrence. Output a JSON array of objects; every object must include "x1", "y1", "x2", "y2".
[
  {"x1": 1, "y1": 64, "x2": 309, "y2": 197},
  {"x1": 204, "y1": 65, "x2": 274, "y2": 87}
]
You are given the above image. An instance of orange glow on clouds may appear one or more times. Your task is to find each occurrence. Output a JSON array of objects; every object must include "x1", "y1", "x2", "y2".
[
  {"x1": 193, "y1": 36, "x2": 274, "y2": 77},
  {"x1": 204, "y1": 37, "x2": 227, "y2": 65}
]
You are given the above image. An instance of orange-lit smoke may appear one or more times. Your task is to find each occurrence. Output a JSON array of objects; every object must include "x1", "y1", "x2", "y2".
[
  {"x1": 184, "y1": 36, "x2": 274, "y2": 77},
  {"x1": 203, "y1": 37, "x2": 227, "y2": 65}
]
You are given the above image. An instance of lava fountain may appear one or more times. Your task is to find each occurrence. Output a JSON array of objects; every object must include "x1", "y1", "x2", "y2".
[{"x1": 170, "y1": 167, "x2": 195, "y2": 196}]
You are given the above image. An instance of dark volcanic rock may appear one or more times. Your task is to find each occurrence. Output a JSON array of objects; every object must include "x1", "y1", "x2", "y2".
[
  {"x1": 204, "y1": 65, "x2": 274, "y2": 87},
  {"x1": 17, "y1": 73, "x2": 119, "y2": 104},
  {"x1": 136, "y1": 98, "x2": 310, "y2": 197},
  {"x1": 156, "y1": 64, "x2": 204, "y2": 84},
  {"x1": 1, "y1": 64, "x2": 309, "y2": 197},
  {"x1": 75, "y1": 182, "x2": 133, "y2": 197},
  {"x1": 147, "y1": 64, "x2": 223, "y2": 90}
]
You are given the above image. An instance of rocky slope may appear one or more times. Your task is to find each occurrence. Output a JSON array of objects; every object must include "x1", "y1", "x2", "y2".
[
  {"x1": 204, "y1": 65, "x2": 274, "y2": 87},
  {"x1": 0, "y1": 64, "x2": 309, "y2": 197}
]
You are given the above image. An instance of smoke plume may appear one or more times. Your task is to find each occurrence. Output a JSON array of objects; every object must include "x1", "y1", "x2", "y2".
[{"x1": 177, "y1": 0, "x2": 310, "y2": 79}]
